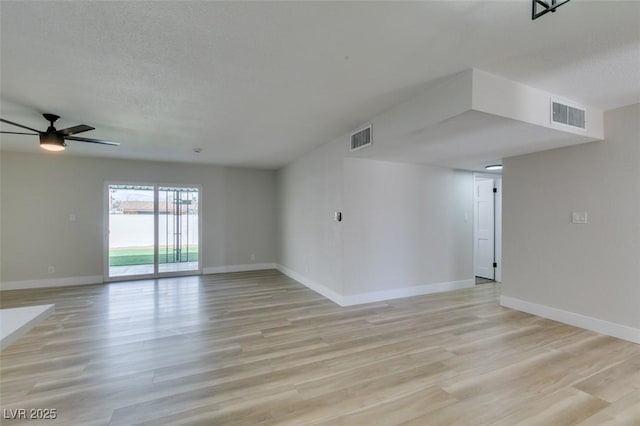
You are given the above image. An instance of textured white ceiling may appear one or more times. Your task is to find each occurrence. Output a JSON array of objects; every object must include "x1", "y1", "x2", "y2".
[{"x1": 1, "y1": 1, "x2": 638, "y2": 168}]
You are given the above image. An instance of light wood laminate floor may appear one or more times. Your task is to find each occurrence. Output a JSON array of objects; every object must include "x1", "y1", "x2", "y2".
[{"x1": 1, "y1": 270, "x2": 639, "y2": 425}]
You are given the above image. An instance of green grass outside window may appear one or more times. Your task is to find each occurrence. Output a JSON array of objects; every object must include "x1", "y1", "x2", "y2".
[{"x1": 109, "y1": 246, "x2": 198, "y2": 266}]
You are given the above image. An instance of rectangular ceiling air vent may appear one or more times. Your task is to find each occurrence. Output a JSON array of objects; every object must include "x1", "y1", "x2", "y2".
[
  {"x1": 551, "y1": 100, "x2": 586, "y2": 129},
  {"x1": 350, "y1": 125, "x2": 372, "y2": 151}
]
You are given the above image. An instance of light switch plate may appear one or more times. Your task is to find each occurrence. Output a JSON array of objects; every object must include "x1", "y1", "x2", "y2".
[{"x1": 572, "y1": 211, "x2": 587, "y2": 224}]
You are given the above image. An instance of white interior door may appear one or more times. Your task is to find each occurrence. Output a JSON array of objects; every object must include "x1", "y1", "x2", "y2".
[{"x1": 474, "y1": 178, "x2": 495, "y2": 280}]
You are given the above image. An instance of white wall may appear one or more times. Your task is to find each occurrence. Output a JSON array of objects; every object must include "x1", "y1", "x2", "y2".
[
  {"x1": 343, "y1": 158, "x2": 473, "y2": 297},
  {"x1": 501, "y1": 103, "x2": 640, "y2": 340},
  {"x1": 275, "y1": 71, "x2": 479, "y2": 305},
  {"x1": 277, "y1": 141, "x2": 474, "y2": 304},
  {"x1": 0, "y1": 152, "x2": 278, "y2": 288},
  {"x1": 277, "y1": 138, "x2": 345, "y2": 298}
]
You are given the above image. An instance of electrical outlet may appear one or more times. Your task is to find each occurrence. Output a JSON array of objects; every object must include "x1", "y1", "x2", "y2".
[
  {"x1": 572, "y1": 211, "x2": 588, "y2": 224},
  {"x1": 250, "y1": 254, "x2": 256, "y2": 261},
  {"x1": 48, "y1": 266, "x2": 55, "y2": 274}
]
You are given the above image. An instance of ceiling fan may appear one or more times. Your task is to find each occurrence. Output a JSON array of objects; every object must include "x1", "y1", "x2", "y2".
[{"x1": 0, "y1": 113, "x2": 120, "y2": 152}]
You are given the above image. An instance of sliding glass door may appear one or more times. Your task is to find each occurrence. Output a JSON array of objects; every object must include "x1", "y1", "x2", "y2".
[
  {"x1": 106, "y1": 183, "x2": 201, "y2": 281},
  {"x1": 158, "y1": 187, "x2": 199, "y2": 274},
  {"x1": 107, "y1": 185, "x2": 155, "y2": 279}
]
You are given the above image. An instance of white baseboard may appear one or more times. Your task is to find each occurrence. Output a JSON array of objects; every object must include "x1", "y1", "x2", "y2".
[
  {"x1": 341, "y1": 279, "x2": 475, "y2": 306},
  {"x1": 203, "y1": 263, "x2": 276, "y2": 275},
  {"x1": 0, "y1": 275, "x2": 104, "y2": 291},
  {"x1": 500, "y1": 295, "x2": 640, "y2": 345},
  {"x1": 0, "y1": 265, "x2": 279, "y2": 291},
  {"x1": 275, "y1": 264, "x2": 344, "y2": 306},
  {"x1": 276, "y1": 264, "x2": 474, "y2": 307}
]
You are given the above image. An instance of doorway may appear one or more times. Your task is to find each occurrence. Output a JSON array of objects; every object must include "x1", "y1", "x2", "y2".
[
  {"x1": 473, "y1": 174, "x2": 502, "y2": 283},
  {"x1": 105, "y1": 183, "x2": 201, "y2": 281}
]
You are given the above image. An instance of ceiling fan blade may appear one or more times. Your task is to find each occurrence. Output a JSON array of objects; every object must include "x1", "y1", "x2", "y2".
[
  {"x1": 65, "y1": 136, "x2": 120, "y2": 146},
  {"x1": 59, "y1": 124, "x2": 95, "y2": 136},
  {"x1": 0, "y1": 131, "x2": 39, "y2": 135},
  {"x1": 0, "y1": 118, "x2": 42, "y2": 134}
]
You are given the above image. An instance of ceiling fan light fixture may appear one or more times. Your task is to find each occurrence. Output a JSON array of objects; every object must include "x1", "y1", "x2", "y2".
[
  {"x1": 1, "y1": 114, "x2": 119, "y2": 150},
  {"x1": 39, "y1": 133, "x2": 66, "y2": 151}
]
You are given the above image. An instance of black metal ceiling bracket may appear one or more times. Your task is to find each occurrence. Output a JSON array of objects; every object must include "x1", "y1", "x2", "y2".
[{"x1": 532, "y1": 0, "x2": 571, "y2": 20}]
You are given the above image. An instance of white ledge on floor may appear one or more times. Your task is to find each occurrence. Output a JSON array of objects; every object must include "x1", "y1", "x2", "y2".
[{"x1": 0, "y1": 305, "x2": 55, "y2": 351}]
